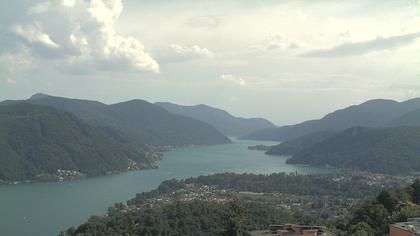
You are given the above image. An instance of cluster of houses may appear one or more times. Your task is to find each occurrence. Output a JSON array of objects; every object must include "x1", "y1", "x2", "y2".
[{"x1": 138, "y1": 184, "x2": 229, "y2": 209}]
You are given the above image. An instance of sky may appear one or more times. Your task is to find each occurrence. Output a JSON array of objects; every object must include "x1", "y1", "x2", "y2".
[{"x1": 0, "y1": 0, "x2": 419, "y2": 125}]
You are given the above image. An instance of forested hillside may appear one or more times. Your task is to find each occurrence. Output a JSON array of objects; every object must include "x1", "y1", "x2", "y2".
[
  {"x1": 266, "y1": 131, "x2": 336, "y2": 156},
  {"x1": 287, "y1": 126, "x2": 420, "y2": 174},
  {"x1": 0, "y1": 103, "x2": 157, "y2": 181}
]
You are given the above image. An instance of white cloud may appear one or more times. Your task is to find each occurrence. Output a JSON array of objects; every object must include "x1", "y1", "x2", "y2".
[
  {"x1": 170, "y1": 44, "x2": 213, "y2": 57},
  {"x1": 249, "y1": 33, "x2": 302, "y2": 53},
  {"x1": 11, "y1": 24, "x2": 60, "y2": 49},
  {"x1": 157, "y1": 44, "x2": 213, "y2": 63},
  {"x1": 62, "y1": 0, "x2": 76, "y2": 7},
  {"x1": 27, "y1": 2, "x2": 51, "y2": 15},
  {"x1": 264, "y1": 33, "x2": 301, "y2": 50},
  {"x1": 87, "y1": 0, "x2": 123, "y2": 25},
  {"x1": 6, "y1": 78, "x2": 17, "y2": 84},
  {"x1": 302, "y1": 32, "x2": 420, "y2": 57},
  {"x1": 221, "y1": 74, "x2": 246, "y2": 86},
  {"x1": 69, "y1": 34, "x2": 88, "y2": 50},
  {"x1": 0, "y1": 49, "x2": 35, "y2": 74},
  {"x1": 64, "y1": 0, "x2": 159, "y2": 73},
  {"x1": 7, "y1": 0, "x2": 159, "y2": 74},
  {"x1": 187, "y1": 15, "x2": 222, "y2": 29}
]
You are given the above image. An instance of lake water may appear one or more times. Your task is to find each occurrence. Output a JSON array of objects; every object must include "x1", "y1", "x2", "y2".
[{"x1": 0, "y1": 138, "x2": 333, "y2": 236}]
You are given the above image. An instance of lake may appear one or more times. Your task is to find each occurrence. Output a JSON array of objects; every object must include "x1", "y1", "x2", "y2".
[{"x1": 0, "y1": 138, "x2": 333, "y2": 236}]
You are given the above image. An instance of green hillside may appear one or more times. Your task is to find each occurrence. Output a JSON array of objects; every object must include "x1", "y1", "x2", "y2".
[
  {"x1": 0, "y1": 103, "x2": 157, "y2": 181},
  {"x1": 287, "y1": 126, "x2": 420, "y2": 174},
  {"x1": 266, "y1": 131, "x2": 336, "y2": 156}
]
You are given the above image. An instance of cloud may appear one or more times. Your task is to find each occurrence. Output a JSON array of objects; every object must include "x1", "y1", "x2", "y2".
[
  {"x1": 302, "y1": 32, "x2": 420, "y2": 57},
  {"x1": 5, "y1": 0, "x2": 159, "y2": 74},
  {"x1": 221, "y1": 74, "x2": 246, "y2": 86},
  {"x1": 187, "y1": 15, "x2": 222, "y2": 29},
  {"x1": 249, "y1": 33, "x2": 302, "y2": 53},
  {"x1": 170, "y1": 44, "x2": 213, "y2": 57},
  {"x1": 6, "y1": 78, "x2": 17, "y2": 84},
  {"x1": 11, "y1": 24, "x2": 60, "y2": 49},
  {"x1": 0, "y1": 48, "x2": 35, "y2": 74},
  {"x1": 264, "y1": 33, "x2": 301, "y2": 50},
  {"x1": 158, "y1": 44, "x2": 213, "y2": 63},
  {"x1": 61, "y1": 0, "x2": 76, "y2": 7},
  {"x1": 27, "y1": 2, "x2": 51, "y2": 15},
  {"x1": 64, "y1": 0, "x2": 159, "y2": 73}
]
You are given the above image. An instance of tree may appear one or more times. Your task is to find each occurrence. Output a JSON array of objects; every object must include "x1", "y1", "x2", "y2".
[
  {"x1": 224, "y1": 198, "x2": 250, "y2": 236},
  {"x1": 377, "y1": 190, "x2": 397, "y2": 213},
  {"x1": 350, "y1": 222, "x2": 375, "y2": 236},
  {"x1": 349, "y1": 198, "x2": 390, "y2": 235},
  {"x1": 390, "y1": 205, "x2": 420, "y2": 224},
  {"x1": 411, "y1": 179, "x2": 420, "y2": 204}
]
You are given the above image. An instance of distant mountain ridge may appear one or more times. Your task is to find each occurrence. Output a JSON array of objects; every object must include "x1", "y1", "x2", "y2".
[
  {"x1": 155, "y1": 102, "x2": 276, "y2": 137},
  {"x1": 243, "y1": 98, "x2": 420, "y2": 141},
  {"x1": 18, "y1": 93, "x2": 231, "y2": 147},
  {"x1": 0, "y1": 103, "x2": 157, "y2": 181}
]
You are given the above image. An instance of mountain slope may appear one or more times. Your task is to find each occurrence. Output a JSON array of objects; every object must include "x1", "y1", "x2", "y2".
[
  {"x1": 155, "y1": 102, "x2": 276, "y2": 137},
  {"x1": 243, "y1": 98, "x2": 420, "y2": 141},
  {"x1": 266, "y1": 131, "x2": 336, "y2": 156},
  {"x1": 27, "y1": 94, "x2": 230, "y2": 146},
  {"x1": 0, "y1": 103, "x2": 156, "y2": 181},
  {"x1": 286, "y1": 126, "x2": 420, "y2": 174},
  {"x1": 388, "y1": 109, "x2": 420, "y2": 127}
]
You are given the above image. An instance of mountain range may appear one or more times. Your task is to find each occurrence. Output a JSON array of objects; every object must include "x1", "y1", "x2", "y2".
[
  {"x1": 155, "y1": 102, "x2": 276, "y2": 137},
  {"x1": 4, "y1": 93, "x2": 232, "y2": 147},
  {"x1": 243, "y1": 98, "x2": 420, "y2": 141},
  {"x1": 0, "y1": 94, "x2": 239, "y2": 181}
]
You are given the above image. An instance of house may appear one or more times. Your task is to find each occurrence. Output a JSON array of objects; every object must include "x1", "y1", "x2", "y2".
[
  {"x1": 269, "y1": 224, "x2": 327, "y2": 235},
  {"x1": 390, "y1": 218, "x2": 420, "y2": 236}
]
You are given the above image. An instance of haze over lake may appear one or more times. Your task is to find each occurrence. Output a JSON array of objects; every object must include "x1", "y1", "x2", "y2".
[{"x1": 0, "y1": 138, "x2": 333, "y2": 236}]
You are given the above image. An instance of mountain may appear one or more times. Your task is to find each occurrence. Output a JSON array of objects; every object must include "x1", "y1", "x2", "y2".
[
  {"x1": 155, "y1": 102, "x2": 276, "y2": 137},
  {"x1": 243, "y1": 98, "x2": 420, "y2": 141},
  {"x1": 286, "y1": 126, "x2": 420, "y2": 174},
  {"x1": 25, "y1": 94, "x2": 231, "y2": 146},
  {"x1": 0, "y1": 103, "x2": 157, "y2": 181},
  {"x1": 266, "y1": 131, "x2": 336, "y2": 156},
  {"x1": 388, "y1": 109, "x2": 420, "y2": 127}
]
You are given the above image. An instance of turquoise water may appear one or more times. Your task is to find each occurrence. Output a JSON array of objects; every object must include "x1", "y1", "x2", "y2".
[{"x1": 0, "y1": 138, "x2": 332, "y2": 236}]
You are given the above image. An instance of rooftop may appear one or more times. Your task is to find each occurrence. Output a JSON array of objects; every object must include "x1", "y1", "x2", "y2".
[{"x1": 391, "y1": 218, "x2": 420, "y2": 235}]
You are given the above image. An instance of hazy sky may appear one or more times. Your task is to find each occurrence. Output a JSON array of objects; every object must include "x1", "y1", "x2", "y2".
[{"x1": 0, "y1": 0, "x2": 419, "y2": 125}]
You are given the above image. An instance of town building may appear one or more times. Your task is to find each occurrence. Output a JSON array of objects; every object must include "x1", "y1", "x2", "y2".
[
  {"x1": 390, "y1": 218, "x2": 420, "y2": 236},
  {"x1": 269, "y1": 224, "x2": 327, "y2": 235}
]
